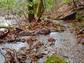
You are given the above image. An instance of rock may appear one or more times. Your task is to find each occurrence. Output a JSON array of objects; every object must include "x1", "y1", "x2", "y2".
[
  {"x1": 61, "y1": 12, "x2": 76, "y2": 20},
  {"x1": 0, "y1": 23, "x2": 9, "y2": 28},
  {"x1": 48, "y1": 37, "x2": 55, "y2": 42},
  {"x1": 19, "y1": 31, "x2": 34, "y2": 36},
  {"x1": 35, "y1": 53, "x2": 46, "y2": 59},
  {"x1": 79, "y1": 38, "x2": 84, "y2": 45},
  {"x1": 0, "y1": 28, "x2": 9, "y2": 38}
]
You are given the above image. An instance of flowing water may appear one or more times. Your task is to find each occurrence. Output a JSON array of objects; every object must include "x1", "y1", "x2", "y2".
[{"x1": 0, "y1": 17, "x2": 84, "y2": 63}]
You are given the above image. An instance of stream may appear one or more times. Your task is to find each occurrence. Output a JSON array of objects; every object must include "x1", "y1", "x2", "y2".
[{"x1": 0, "y1": 16, "x2": 84, "y2": 63}]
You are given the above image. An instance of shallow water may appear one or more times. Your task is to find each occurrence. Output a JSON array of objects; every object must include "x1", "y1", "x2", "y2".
[
  {"x1": 0, "y1": 42, "x2": 29, "y2": 63},
  {"x1": 36, "y1": 29, "x2": 84, "y2": 63},
  {"x1": 0, "y1": 31, "x2": 84, "y2": 63},
  {"x1": 0, "y1": 18, "x2": 84, "y2": 63},
  {"x1": 0, "y1": 42, "x2": 29, "y2": 52},
  {"x1": 0, "y1": 52, "x2": 4, "y2": 63}
]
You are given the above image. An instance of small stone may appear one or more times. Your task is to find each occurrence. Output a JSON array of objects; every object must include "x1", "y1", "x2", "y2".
[
  {"x1": 43, "y1": 51, "x2": 48, "y2": 54},
  {"x1": 0, "y1": 28, "x2": 9, "y2": 38},
  {"x1": 35, "y1": 53, "x2": 45, "y2": 59},
  {"x1": 19, "y1": 31, "x2": 34, "y2": 36},
  {"x1": 79, "y1": 38, "x2": 84, "y2": 45},
  {"x1": 48, "y1": 37, "x2": 55, "y2": 42}
]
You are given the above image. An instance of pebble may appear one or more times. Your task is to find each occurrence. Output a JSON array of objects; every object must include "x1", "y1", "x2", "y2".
[{"x1": 0, "y1": 28, "x2": 9, "y2": 38}]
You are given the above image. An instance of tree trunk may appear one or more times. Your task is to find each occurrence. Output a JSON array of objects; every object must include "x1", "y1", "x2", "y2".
[
  {"x1": 37, "y1": 0, "x2": 44, "y2": 21},
  {"x1": 27, "y1": 0, "x2": 35, "y2": 23}
]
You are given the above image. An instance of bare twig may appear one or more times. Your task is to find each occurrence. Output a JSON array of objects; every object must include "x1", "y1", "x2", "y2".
[{"x1": 13, "y1": 49, "x2": 20, "y2": 63}]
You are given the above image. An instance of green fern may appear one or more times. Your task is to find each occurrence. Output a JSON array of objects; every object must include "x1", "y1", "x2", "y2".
[
  {"x1": 0, "y1": 0, "x2": 16, "y2": 12},
  {"x1": 64, "y1": 0, "x2": 71, "y2": 4},
  {"x1": 44, "y1": 0, "x2": 54, "y2": 11},
  {"x1": 0, "y1": 0, "x2": 54, "y2": 20},
  {"x1": 27, "y1": 0, "x2": 54, "y2": 21}
]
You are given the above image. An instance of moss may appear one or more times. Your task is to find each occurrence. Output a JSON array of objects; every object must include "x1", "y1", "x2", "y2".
[
  {"x1": 64, "y1": 0, "x2": 71, "y2": 4},
  {"x1": 76, "y1": 11, "x2": 84, "y2": 20},
  {"x1": 45, "y1": 55, "x2": 66, "y2": 63},
  {"x1": 64, "y1": 0, "x2": 70, "y2": 4}
]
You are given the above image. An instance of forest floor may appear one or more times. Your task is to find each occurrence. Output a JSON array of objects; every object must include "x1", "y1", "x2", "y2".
[{"x1": 0, "y1": 16, "x2": 84, "y2": 63}]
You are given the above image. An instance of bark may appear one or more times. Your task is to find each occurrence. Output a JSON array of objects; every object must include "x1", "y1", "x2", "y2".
[
  {"x1": 37, "y1": 0, "x2": 44, "y2": 21},
  {"x1": 27, "y1": 0, "x2": 35, "y2": 23}
]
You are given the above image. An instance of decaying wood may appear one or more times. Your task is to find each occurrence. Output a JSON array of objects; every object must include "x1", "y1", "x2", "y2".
[{"x1": 43, "y1": 0, "x2": 84, "y2": 20}]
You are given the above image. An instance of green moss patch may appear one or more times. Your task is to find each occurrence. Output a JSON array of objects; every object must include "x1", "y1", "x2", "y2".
[{"x1": 45, "y1": 55, "x2": 66, "y2": 63}]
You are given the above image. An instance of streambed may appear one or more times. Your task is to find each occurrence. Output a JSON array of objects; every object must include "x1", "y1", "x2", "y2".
[{"x1": 0, "y1": 17, "x2": 84, "y2": 63}]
